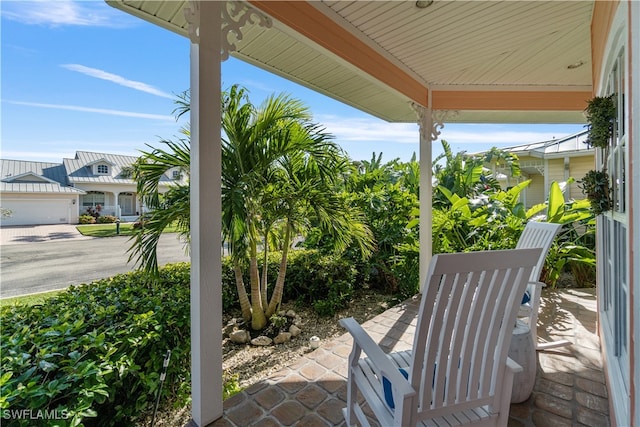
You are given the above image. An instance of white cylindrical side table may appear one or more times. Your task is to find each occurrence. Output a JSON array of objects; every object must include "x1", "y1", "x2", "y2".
[{"x1": 509, "y1": 319, "x2": 537, "y2": 403}]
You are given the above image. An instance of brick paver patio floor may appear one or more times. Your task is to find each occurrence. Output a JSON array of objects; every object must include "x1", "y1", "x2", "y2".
[{"x1": 207, "y1": 288, "x2": 608, "y2": 427}]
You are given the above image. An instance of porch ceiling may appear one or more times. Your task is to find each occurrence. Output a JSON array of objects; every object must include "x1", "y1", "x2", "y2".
[{"x1": 106, "y1": 0, "x2": 594, "y2": 124}]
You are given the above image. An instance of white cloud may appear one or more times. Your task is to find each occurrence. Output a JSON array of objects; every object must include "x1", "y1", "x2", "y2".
[
  {"x1": 440, "y1": 129, "x2": 566, "y2": 146},
  {"x1": 5, "y1": 100, "x2": 174, "y2": 121},
  {"x1": 1, "y1": 0, "x2": 134, "y2": 28},
  {"x1": 317, "y1": 115, "x2": 581, "y2": 149},
  {"x1": 236, "y1": 79, "x2": 280, "y2": 95},
  {"x1": 61, "y1": 64, "x2": 173, "y2": 99},
  {"x1": 316, "y1": 115, "x2": 419, "y2": 144}
]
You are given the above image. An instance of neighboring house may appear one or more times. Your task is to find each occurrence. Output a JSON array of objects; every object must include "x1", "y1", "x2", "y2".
[
  {"x1": 0, "y1": 160, "x2": 85, "y2": 226},
  {"x1": 0, "y1": 151, "x2": 184, "y2": 226},
  {"x1": 481, "y1": 130, "x2": 594, "y2": 208}
]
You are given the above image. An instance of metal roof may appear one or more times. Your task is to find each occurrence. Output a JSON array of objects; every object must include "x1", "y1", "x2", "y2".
[
  {"x1": 1, "y1": 151, "x2": 183, "y2": 194},
  {"x1": 107, "y1": 0, "x2": 596, "y2": 124},
  {"x1": 64, "y1": 151, "x2": 139, "y2": 184},
  {"x1": 0, "y1": 160, "x2": 85, "y2": 194},
  {"x1": 64, "y1": 151, "x2": 182, "y2": 186},
  {"x1": 502, "y1": 129, "x2": 593, "y2": 158}
]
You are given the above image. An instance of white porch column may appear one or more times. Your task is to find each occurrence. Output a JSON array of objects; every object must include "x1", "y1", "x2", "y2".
[
  {"x1": 413, "y1": 103, "x2": 455, "y2": 290},
  {"x1": 413, "y1": 104, "x2": 433, "y2": 290},
  {"x1": 185, "y1": 2, "x2": 272, "y2": 424},
  {"x1": 114, "y1": 192, "x2": 121, "y2": 218},
  {"x1": 186, "y1": 1, "x2": 223, "y2": 425}
]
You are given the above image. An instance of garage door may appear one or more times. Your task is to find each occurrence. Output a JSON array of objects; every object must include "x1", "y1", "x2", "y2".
[{"x1": 1, "y1": 199, "x2": 70, "y2": 226}]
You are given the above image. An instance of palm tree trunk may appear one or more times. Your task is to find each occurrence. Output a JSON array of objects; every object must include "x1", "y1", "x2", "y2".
[
  {"x1": 266, "y1": 225, "x2": 291, "y2": 317},
  {"x1": 249, "y1": 243, "x2": 267, "y2": 330},
  {"x1": 261, "y1": 234, "x2": 269, "y2": 309},
  {"x1": 233, "y1": 262, "x2": 252, "y2": 322}
]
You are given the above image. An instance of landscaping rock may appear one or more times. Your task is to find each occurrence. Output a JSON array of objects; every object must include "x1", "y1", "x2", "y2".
[
  {"x1": 286, "y1": 310, "x2": 297, "y2": 318},
  {"x1": 289, "y1": 325, "x2": 302, "y2": 337},
  {"x1": 251, "y1": 336, "x2": 273, "y2": 346},
  {"x1": 223, "y1": 320, "x2": 236, "y2": 337},
  {"x1": 274, "y1": 332, "x2": 292, "y2": 344},
  {"x1": 229, "y1": 330, "x2": 250, "y2": 344}
]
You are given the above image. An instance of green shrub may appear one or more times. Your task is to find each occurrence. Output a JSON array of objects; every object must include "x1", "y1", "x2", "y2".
[
  {"x1": 223, "y1": 249, "x2": 358, "y2": 316},
  {"x1": 1, "y1": 251, "x2": 363, "y2": 426},
  {"x1": 0, "y1": 263, "x2": 191, "y2": 426},
  {"x1": 78, "y1": 214, "x2": 96, "y2": 224},
  {"x1": 222, "y1": 373, "x2": 242, "y2": 400},
  {"x1": 96, "y1": 215, "x2": 117, "y2": 224},
  {"x1": 269, "y1": 314, "x2": 288, "y2": 329},
  {"x1": 282, "y1": 250, "x2": 357, "y2": 315}
]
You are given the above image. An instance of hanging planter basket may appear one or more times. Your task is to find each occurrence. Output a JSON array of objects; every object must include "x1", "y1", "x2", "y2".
[
  {"x1": 579, "y1": 95, "x2": 616, "y2": 215},
  {"x1": 584, "y1": 95, "x2": 616, "y2": 149},
  {"x1": 579, "y1": 170, "x2": 612, "y2": 216}
]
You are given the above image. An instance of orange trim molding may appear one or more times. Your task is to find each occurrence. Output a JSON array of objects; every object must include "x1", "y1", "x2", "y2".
[
  {"x1": 592, "y1": 1, "x2": 619, "y2": 93},
  {"x1": 433, "y1": 91, "x2": 592, "y2": 111},
  {"x1": 250, "y1": 1, "x2": 592, "y2": 113},
  {"x1": 249, "y1": 0, "x2": 429, "y2": 106}
]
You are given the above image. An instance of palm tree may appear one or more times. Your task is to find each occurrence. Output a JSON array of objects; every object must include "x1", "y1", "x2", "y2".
[
  {"x1": 128, "y1": 135, "x2": 191, "y2": 275},
  {"x1": 222, "y1": 85, "x2": 372, "y2": 329},
  {"x1": 130, "y1": 85, "x2": 373, "y2": 331}
]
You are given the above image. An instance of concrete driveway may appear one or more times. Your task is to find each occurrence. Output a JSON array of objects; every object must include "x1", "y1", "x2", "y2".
[
  {"x1": 0, "y1": 225, "x2": 190, "y2": 298},
  {"x1": 0, "y1": 224, "x2": 94, "y2": 245}
]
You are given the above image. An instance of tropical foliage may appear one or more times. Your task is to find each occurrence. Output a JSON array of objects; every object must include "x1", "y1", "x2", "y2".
[
  {"x1": 303, "y1": 152, "x2": 420, "y2": 298},
  {"x1": 431, "y1": 140, "x2": 595, "y2": 287},
  {"x1": 129, "y1": 85, "x2": 373, "y2": 330}
]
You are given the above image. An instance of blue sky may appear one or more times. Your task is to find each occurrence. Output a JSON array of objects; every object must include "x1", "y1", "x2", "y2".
[{"x1": 1, "y1": 0, "x2": 586, "y2": 164}]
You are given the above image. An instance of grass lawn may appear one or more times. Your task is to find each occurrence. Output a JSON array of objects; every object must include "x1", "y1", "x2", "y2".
[
  {"x1": 77, "y1": 222, "x2": 179, "y2": 237},
  {"x1": 0, "y1": 289, "x2": 63, "y2": 308}
]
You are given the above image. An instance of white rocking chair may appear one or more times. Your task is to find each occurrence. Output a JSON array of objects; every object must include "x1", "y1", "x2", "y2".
[
  {"x1": 340, "y1": 248, "x2": 542, "y2": 427},
  {"x1": 515, "y1": 221, "x2": 569, "y2": 351}
]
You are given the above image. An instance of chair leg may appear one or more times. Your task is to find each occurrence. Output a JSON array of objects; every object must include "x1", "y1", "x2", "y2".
[
  {"x1": 497, "y1": 361, "x2": 518, "y2": 426},
  {"x1": 344, "y1": 367, "x2": 358, "y2": 426}
]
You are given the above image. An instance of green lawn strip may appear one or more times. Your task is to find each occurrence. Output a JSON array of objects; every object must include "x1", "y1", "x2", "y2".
[
  {"x1": 0, "y1": 289, "x2": 63, "y2": 307},
  {"x1": 76, "y1": 223, "x2": 179, "y2": 237},
  {"x1": 77, "y1": 223, "x2": 135, "y2": 237}
]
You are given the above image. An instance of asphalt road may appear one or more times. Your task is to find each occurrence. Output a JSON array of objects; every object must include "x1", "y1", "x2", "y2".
[{"x1": 0, "y1": 235, "x2": 190, "y2": 298}]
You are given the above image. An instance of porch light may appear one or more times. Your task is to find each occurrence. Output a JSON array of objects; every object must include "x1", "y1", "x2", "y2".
[{"x1": 416, "y1": 0, "x2": 433, "y2": 8}]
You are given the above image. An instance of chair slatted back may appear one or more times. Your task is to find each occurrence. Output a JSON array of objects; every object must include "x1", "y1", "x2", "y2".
[
  {"x1": 410, "y1": 248, "x2": 541, "y2": 420},
  {"x1": 515, "y1": 221, "x2": 562, "y2": 283}
]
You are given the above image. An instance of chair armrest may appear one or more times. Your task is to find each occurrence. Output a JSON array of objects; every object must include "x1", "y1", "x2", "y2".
[
  {"x1": 340, "y1": 317, "x2": 415, "y2": 398},
  {"x1": 506, "y1": 357, "x2": 523, "y2": 374},
  {"x1": 529, "y1": 280, "x2": 546, "y2": 289}
]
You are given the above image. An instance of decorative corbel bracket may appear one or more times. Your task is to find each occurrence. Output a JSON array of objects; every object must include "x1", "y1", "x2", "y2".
[
  {"x1": 221, "y1": 1, "x2": 272, "y2": 60},
  {"x1": 184, "y1": 0, "x2": 273, "y2": 61},
  {"x1": 411, "y1": 102, "x2": 459, "y2": 142}
]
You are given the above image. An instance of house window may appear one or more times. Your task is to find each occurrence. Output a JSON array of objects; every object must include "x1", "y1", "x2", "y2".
[
  {"x1": 600, "y1": 46, "x2": 630, "y2": 401},
  {"x1": 82, "y1": 191, "x2": 105, "y2": 207},
  {"x1": 609, "y1": 51, "x2": 626, "y2": 213},
  {"x1": 97, "y1": 164, "x2": 109, "y2": 175},
  {"x1": 172, "y1": 170, "x2": 182, "y2": 180}
]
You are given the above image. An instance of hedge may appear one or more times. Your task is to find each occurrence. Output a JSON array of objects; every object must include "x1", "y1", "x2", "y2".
[{"x1": 1, "y1": 249, "x2": 358, "y2": 426}]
